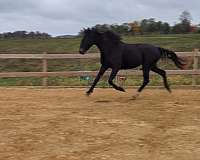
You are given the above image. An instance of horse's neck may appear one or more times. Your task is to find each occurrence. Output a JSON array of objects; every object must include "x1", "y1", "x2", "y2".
[
  {"x1": 96, "y1": 40, "x2": 120, "y2": 56},
  {"x1": 95, "y1": 41, "x2": 106, "y2": 56}
]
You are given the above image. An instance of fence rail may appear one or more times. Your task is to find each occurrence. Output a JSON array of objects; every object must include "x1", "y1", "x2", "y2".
[
  {"x1": 0, "y1": 49, "x2": 199, "y2": 86},
  {"x1": 0, "y1": 52, "x2": 199, "y2": 59}
]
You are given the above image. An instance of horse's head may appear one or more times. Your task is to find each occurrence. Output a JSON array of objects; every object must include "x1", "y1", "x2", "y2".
[{"x1": 79, "y1": 28, "x2": 100, "y2": 54}]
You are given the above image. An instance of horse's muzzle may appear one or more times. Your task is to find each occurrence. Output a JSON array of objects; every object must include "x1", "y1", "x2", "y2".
[{"x1": 79, "y1": 48, "x2": 85, "y2": 54}]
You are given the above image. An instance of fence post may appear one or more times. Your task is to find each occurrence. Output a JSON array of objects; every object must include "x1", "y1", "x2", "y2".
[
  {"x1": 116, "y1": 76, "x2": 127, "y2": 87},
  {"x1": 42, "y1": 52, "x2": 48, "y2": 87},
  {"x1": 192, "y1": 49, "x2": 199, "y2": 86}
]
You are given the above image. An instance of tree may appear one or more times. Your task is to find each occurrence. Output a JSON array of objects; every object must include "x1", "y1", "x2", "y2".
[
  {"x1": 28, "y1": 31, "x2": 36, "y2": 38},
  {"x1": 13, "y1": 31, "x2": 27, "y2": 38},
  {"x1": 197, "y1": 24, "x2": 200, "y2": 33},
  {"x1": 110, "y1": 23, "x2": 130, "y2": 35},
  {"x1": 173, "y1": 11, "x2": 192, "y2": 33},
  {"x1": 140, "y1": 19, "x2": 170, "y2": 34},
  {"x1": 179, "y1": 11, "x2": 192, "y2": 23},
  {"x1": 161, "y1": 23, "x2": 170, "y2": 34},
  {"x1": 0, "y1": 31, "x2": 51, "y2": 38}
]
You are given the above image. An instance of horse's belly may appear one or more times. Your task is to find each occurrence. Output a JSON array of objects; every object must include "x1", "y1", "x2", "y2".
[
  {"x1": 121, "y1": 64, "x2": 141, "y2": 69},
  {"x1": 121, "y1": 57, "x2": 141, "y2": 69}
]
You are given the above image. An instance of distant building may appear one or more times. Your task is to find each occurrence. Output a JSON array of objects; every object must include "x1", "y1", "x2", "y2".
[
  {"x1": 128, "y1": 22, "x2": 141, "y2": 35},
  {"x1": 190, "y1": 25, "x2": 198, "y2": 33}
]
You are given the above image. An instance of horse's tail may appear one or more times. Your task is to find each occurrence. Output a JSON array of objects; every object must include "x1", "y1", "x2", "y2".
[{"x1": 158, "y1": 47, "x2": 187, "y2": 69}]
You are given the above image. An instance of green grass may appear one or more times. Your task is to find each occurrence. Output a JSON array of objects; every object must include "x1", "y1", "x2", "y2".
[
  {"x1": 123, "y1": 34, "x2": 200, "y2": 51},
  {"x1": 0, "y1": 34, "x2": 200, "y2": 53},
  {"x1": 0, "y1": 75, "x2": 198, "y2": 87},
  {"x1": 0, "y1": 77, "x2": 42, "y2": 86},
  {"x1": 0, "y1": 34, "x2": 199, "y2": 86},
  {"x1": 0, "y1": 38, "x2": 81, "y2": 53}
]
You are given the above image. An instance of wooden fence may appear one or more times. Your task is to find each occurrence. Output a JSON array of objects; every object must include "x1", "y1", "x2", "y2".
[{"x1": 0, "y1": 49, "x2": 199, "y2": 86}]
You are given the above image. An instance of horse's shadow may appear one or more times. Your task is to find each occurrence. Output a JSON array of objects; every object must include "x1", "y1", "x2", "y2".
[
  {"x1": 95, "y1": 100, "x2": 112, "y2": 103},
  {"x1": 94, "y1": 96, "x2": 138, "y2": 104}
]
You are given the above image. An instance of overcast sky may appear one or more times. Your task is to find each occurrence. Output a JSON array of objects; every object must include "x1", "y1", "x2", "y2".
[{"x1": 0, "y1": 0, "x2": 199, "y2": 36}]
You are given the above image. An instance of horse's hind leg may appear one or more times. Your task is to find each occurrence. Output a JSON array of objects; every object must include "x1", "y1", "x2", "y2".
[
  {"x1": 108, "y1": 69, "x2": 125, "y2": 92},
  {"x1": 138, "y1": 67, "x2": 150, "y2": 93},
  {"x1": 132, "y1": 66, "x2": 150, "y2": 99},
  {"x1": 151, "y1": 66, "x2": 171, "y2": 93}
]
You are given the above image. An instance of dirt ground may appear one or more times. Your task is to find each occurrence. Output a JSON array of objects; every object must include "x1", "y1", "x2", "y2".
[{"x1": 0, "y1": 88, "x2": 200, "y2": 160}]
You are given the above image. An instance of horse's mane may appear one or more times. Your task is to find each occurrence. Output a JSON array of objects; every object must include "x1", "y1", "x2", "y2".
[
  {"x1": 83, "y1": 28, "x2": 121, "y2": 43},
  {"x1": 102, "y1": 30, "x2": 121, "y2": 43}
]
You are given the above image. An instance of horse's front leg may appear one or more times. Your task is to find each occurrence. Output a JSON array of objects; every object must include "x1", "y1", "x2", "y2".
[
  {"x1": 108, "y1": 69, "x2": 125, "y2": 92},
  {"x1": 86, "y1": 66, "x2": 108, "y2": 96}
]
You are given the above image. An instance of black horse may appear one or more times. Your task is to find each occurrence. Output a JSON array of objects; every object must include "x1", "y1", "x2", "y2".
[{"x1": 79, "y1": 28, "x2": 186, "y2": 97}]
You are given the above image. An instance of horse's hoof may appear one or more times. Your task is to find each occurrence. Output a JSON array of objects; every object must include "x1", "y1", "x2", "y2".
[
  {"x1": 168, "y1": 89, "x2": 172, "y2": 93},
  {"x1": 86, "y1": 91, "x2": 92, "y2": 96},
  {"x1": 118, "y1": 87, "x2": 126, "y2": 92},
  {"x1": 121, "y1": 88, "x2": 126, "y2": 92},
  {"x1": 132, "y1": 93, "x2": 140, "y2": 100}
]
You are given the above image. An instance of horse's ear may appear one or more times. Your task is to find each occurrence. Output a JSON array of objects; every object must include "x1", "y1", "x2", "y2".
[{"x1": 83, "y1": 28, "x2": 91, "y2": 34}]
